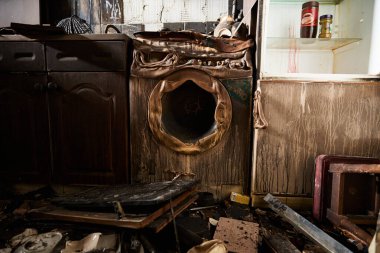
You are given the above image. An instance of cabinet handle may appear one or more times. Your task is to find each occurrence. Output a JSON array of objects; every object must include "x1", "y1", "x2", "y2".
[
  {"x1": 47, "y1": 82, "x2": 58, "y2": 91},
  {"x1": 34, "y1": 83, "x2": 44, "y2": 91}
]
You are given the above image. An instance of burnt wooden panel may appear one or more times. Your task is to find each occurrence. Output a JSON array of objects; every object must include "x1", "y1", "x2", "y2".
[
  {"x1": 129, "y1": 76, "x2": 253, "y2": 198},
  {"x1": 49, "y1": 72, "x2": 128, "y2": 184},
  {"x1": 0, "y1": 73, "x2": 50, "y2": 183},
  {"x1": 253, "y1": 80, "x2": 380, "y2": 196}
]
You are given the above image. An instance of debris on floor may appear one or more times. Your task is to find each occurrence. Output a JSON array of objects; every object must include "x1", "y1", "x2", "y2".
[
  {"x1": 368, "y1": 211, "x2": 380, "y2": 253},
  {"x1": 263, "y1": 233, "x2": 301, "y2": 253},
  {"x1": 62, "y1": 233, "x2": 118, "y2": 253},
  {"x1": 15, "y1": 231, "x2": 63, "y2": 253},
  {"x1": 313, "y1": 155, "x2": 380, "y2": 251},
  {"x1": 213, "y1": 217, "x2": 259, "y2": 253},
  {"x1": 29, "y1": 180, "x2": 199, "y2": 230},
  {"x1": 313, "y1": 155, "x2": 380, "y2": 223},
  {"x1": 230, "y1": 192, "x2": 250, "y2": 206},
  {"x1": 0, "y1": 180, "x2": 378, "y2": 253},
  {"x1": 187, "y1": 239, "x2": 227, "y2": 253},
  {"x1": 326, "y1": 163, "x2": 379, "y2": 247},
  {"x1": 264, "y1": 193, "x2": 352, "y2": 253}
]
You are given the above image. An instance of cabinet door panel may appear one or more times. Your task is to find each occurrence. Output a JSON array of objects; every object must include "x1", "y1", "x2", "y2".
[
  {"x1": 49, "y1": 72, "x2": 128, "y2": 184},
  {"x1": 0, "y1": 73, "x2": 50, "y2": 183}
]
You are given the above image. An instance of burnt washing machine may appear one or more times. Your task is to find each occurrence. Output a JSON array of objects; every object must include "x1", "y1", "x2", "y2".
[{"x1": 130, "y1": 32, "x2": 254, "y2": 199}]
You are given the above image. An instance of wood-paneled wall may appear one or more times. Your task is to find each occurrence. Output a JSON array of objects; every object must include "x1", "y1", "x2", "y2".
[{"x1": 252, "y1": 80, "x2": 380, "y2": 196}]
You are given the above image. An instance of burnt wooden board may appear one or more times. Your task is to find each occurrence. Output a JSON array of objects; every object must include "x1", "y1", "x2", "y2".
[
  {"x1": 213, "y1": 217, "x2": 259, "y2": 253},
  {"x1": 264, "y1": 234, "x2": 301, "y2": 253},
  {"x1": 29, "y1": 190, "x2": 197, "y2": 229},
  {"x1": 253, "y1": 80, "x2": 380, "y2": 196},
  {"x1": 52, "y1": 180, "x2": 198, "y2": 210},
  {"x1": 148, "y1": 194, "x2": 199, "y2": 233}
]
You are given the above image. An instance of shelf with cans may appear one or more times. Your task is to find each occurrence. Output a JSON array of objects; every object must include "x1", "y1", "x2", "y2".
[
  {"x1": 258, "y1": 0, "x2": 379, "y2": 77},
  {"x1": 266, "y1": 37, "x2": 361, "y2": 50}
]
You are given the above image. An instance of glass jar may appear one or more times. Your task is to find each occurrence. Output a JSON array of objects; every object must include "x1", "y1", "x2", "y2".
[
  {"x1": 300, "y1": 1, "x2": 319, "y2": 38},
  {"x1": 319, "y1": 14, "x2": 333, "y2": 38}
]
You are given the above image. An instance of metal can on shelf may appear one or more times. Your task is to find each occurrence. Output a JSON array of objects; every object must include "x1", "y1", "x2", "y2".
[
  {"x1": 300, "y1": 1, "x2": 319, "y2": 38},
  {"x1": 319, "y1": 14, "x2": 333, "y2": 38}
]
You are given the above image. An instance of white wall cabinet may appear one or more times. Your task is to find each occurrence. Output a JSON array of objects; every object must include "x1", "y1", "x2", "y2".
[{"x1": 258, "y1": 0, "x2": 380, "y2": 78}]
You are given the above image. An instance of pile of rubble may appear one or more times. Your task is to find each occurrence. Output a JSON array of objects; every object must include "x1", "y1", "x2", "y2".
[{"x1": 0, "y1": 161, "x2": 379, "y2": 253}]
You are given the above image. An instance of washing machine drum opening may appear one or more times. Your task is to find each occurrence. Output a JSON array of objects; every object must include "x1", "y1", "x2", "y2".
[
  {"x1": 162, "y1": 80, "x2": 217, "y2": 143},
  {"x1": 148, "y1": 69, "x2": 232, "y2": 155}
]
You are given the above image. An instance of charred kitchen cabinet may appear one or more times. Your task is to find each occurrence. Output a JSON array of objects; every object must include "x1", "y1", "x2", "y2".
[
  {"x1": 0, "y1": 41, "x2": 50, "y2": 183},
  {"x1": 0, "y1": 73, "x2": 50, "y2": 183},
  {"x1": 0, "y1": 35, "x2": 129, "y2": 185},
  {"x1": 251, "y1": 0, "x2": 380, "y2": 206}
]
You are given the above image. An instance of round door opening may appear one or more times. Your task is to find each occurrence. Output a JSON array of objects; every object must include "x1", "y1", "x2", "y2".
[
  {"x1": 161, "y1": 80, "x2": 217, "y2": 143},
  {"x1": 148, "y1": 69, "x2": 232, "y2": 154}
]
